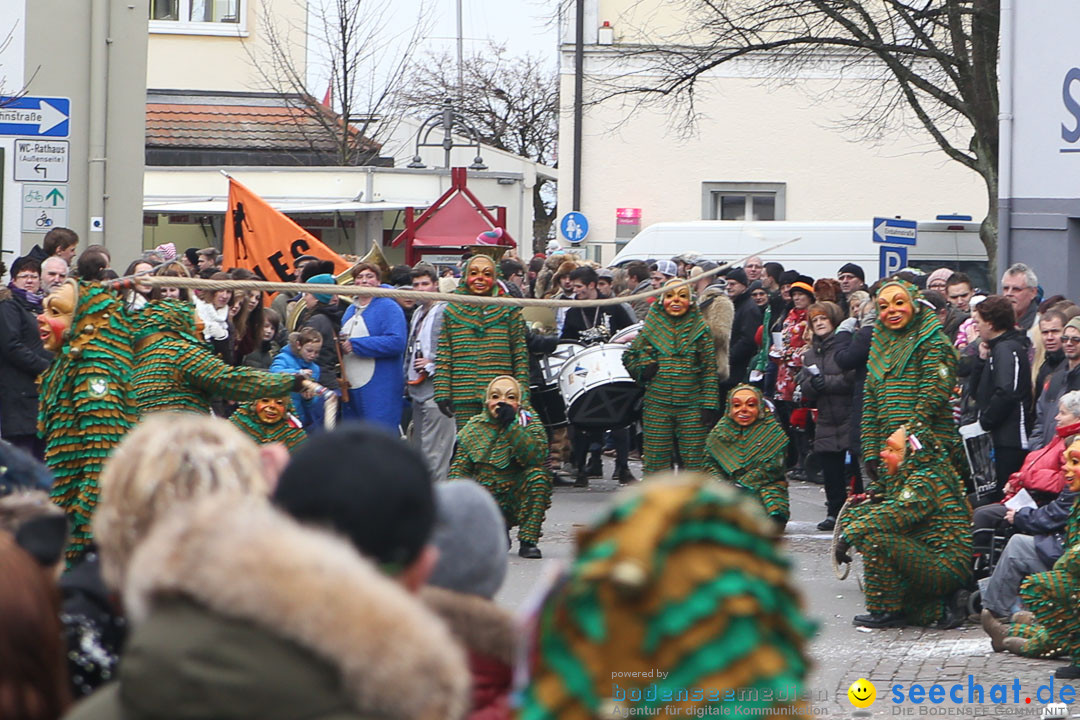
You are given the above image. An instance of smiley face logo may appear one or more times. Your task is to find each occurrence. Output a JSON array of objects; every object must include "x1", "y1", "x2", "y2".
[{"x1": 848, "y1": 678, "x2": 876, "y2": 708}]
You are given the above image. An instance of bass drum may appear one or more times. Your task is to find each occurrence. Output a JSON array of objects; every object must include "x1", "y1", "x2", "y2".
[
  {"x1": 557, "y1": 343, "x2": 643, "y2": 429},
  {"x1": 610, "y1": 322, "x2": 642, "y2": 344},
  {"x1": 538, "y1": 341, "x2": 583, "y2": 387},
  {"x1": 529, "y1": 384, "x2": 568, "y2": 429}
]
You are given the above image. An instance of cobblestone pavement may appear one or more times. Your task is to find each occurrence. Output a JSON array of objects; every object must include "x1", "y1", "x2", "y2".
[{"x1": 497, "y1": 460, "x2": 1076, "y2": 719}]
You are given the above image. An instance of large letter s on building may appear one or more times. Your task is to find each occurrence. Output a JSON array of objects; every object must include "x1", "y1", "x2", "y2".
[{"x1": 1062, "y1": 68, "x2": 1080, "y2": 144}]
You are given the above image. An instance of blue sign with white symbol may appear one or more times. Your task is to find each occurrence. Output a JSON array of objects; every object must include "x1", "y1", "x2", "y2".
[
  {"x1": 879, "y1": 245, "x2": 908, "y2": 278},
  {"x1": 872, "y1": 216, "x2": 917, "y2": 246},
  {"x1": 0, "y1": 97, "x2": 71, "y2": 137},
  {"x1": 560, "y1": 212, "x2": 589, "y2": 244}
]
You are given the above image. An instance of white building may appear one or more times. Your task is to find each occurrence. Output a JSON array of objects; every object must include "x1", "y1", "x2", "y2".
[{"x1": 558, "y1": 0, "x2": 987, "y2": 266}]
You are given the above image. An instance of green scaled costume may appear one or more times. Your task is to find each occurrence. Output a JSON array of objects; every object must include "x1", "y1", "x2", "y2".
[
  {"x1": 39, "y1": 281, "x2": 138, "y2": 562},
  {"x1": 131, "y1": 299, "x2": 299, "y2": 415},
  {"x1": 519, "y1": 474, "x2": 816, "y2": 720},
  {"x1": 840, "y1": 439, "x2": 972, "y2": 625},
  {"x1": 862, "y1": 279, "x2": 961, "y2": 494},
  {"x1": 1014, "y1": 546, "x2": 1080, "y2": 660},
  {"x1": 434, "y1": 257, "x2": 530, "y2": 431},
  {"x1": 449, "y1": 403, "x2": 550, "y2": 545},
  {"x1": 704, "y1": 384, "x2": 790, "y2": 526},
  {"x1": 228, "y1": 402, "x2": 307, "y2": 452},
  {"x1": 622, "y1": 291, "x2": 719, "y2": 474}
]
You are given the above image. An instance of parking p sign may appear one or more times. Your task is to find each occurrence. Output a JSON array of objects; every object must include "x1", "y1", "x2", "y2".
[{"x1": 879, "y1": 245, "x2": 907, "y2": 278}]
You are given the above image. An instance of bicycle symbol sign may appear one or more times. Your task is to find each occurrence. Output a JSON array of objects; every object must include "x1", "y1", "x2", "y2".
[{"x1": 21, "y1": 183, "x2": 67, "y2": 234}]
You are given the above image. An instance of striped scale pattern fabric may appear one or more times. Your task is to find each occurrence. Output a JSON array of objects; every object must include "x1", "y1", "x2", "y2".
[
  {"x1": 623, "y1": 303, "x2": 718, "y2": 475},
  {"x1": 1005, "y1": 619, "x2": 1062, "y2": 659},
  {"x1": 228, "y1": 402, "x2": 307, "y2": 451},
  {"x1": 1017, "y1": 545, "x2": 1080, "y2": 660},
  {"x1": 449, "y1": 408, "x2": 551, "y2": 543},
  {"x1": 841, "y1": 456, "x2": 971, "y2": 624},
  {"x1": 39, "y1": 283, "x2": 138, "y2": 562},
  {"x1": 519, "y1": 475, "x2": 815, "y2": 719},
  {"x1": 434, "y1": 308, "x2": 530, "y2": 433}
]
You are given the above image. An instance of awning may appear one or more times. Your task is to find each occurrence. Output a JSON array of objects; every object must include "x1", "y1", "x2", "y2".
[{"x1": 143, "y1": 199, "x2": 411, "y2": 214}]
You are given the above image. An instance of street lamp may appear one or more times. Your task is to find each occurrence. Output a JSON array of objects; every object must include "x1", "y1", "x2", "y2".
[{"x1": 407, "y1": 99, "x2": 488, "y2": 170}]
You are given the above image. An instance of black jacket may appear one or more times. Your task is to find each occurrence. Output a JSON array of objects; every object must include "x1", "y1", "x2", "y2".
[
  {"x1": 1035, "y1": 350, "x2": 1067, "y2": 402},
  {"x1": 560, "y1": 301, "x2": 634, "y2": 343},
  {"x1": 799, "y1": 331, "x2": 855, "y2": 453},
  {"x1": 835, "y1": 323, "x2": 873, "y2": 454},
  {"x1": 728, "y1": 291, "x2": 763, "y2": 386},
  {"x1": 969, "y1": 329, "x2": 1034, "y2": 450},
  {"x1": 0, "y1": 289, "x2": 53, "y2": 437},
  {"x1": 300, "y1": 302, "x2": 345, "y2": 391}
]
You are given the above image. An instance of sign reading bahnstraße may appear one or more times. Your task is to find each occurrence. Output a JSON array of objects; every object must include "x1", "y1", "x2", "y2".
[{"x1": 14, "y1": 139, "x2": 69, "y2": 182}]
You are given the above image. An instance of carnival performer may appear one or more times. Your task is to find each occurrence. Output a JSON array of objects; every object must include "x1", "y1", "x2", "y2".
[
  {"x1": 520, "y1": 473, "x2": 815, "y2": 718},
  {"x1": 703, "y1": 384, "x2": 790, "y2": 528},
  {"x1": 623, "y1": 279, "x2": 720, "y2": 473},
  {"x1": 835, "y1": 427, "x2": 972, "y2": 629},
  {"x1": 435, "y1": 255, "x2": 530, "y2": 431},
  {"x1": 37, "y1": 280, "x2": 139, "y2": 561},
  {"x1": 229, "y1": 397, "x2": 307, "y2": 451},
  {"x1": 994, "y1": 437, "x2": 1080, "y2": 674},
  {"x1": 131, "y1": 299, "x2": 317, "y2": 415},
  {"x1": 448, "y1": 375, "x2": 550, "y2": 559},
  {"x1": 862, "y1": 277, "x2": 960, "y2": 494},
  {"x1": 339, "y1": 262, "x2": 408, "y2": 432}
]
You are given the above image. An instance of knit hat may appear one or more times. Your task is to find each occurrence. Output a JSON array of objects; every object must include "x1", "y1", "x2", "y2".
[
  {"x1": 1066, "y1": 317, "x2": 1080, "y2": 335},
  {"x1": 779, "y1": 269, "x2": 801, "y2": 286},
  {"x1": 926, "y1": 267, "x2": 954, "y2": 288},
  {"x1": 653, "y1": 259, "x2": 677, "y2": 278},
  {"x1": 790, "y1": 275, "x2": 816, "y2": 299},
  {"x1": 477, "y1": 228, "x2": 504, "y2": 245},
  {"x1": 0, "y1": 440, "x2": 54, "y2": 497},
  {"x1": 273, "y1": 425, "x2": 435, "y2": 570},
  {"x1": 726, "y1": 267, "x2": 749, "y2": 287},
  {"x1": 184, "y1": 247, "x2": 200, "y2": 267},
  {"x1": 305, "y1": 273, "x2": 335, "y2": 304},
  {"x1": 154, "y1": 243, "x2": 177, "y2": 262},
  {"x1": 439, "y1": 276, "x2": 459, "y2": 294},
  {"x1": 428, "y1": 480, "x2": 509, "y2": 599},
  {"x1": 837, "y1": 263, "x2": 865, "y2": 282},
  {"x1": 747, "y1": 280, "x2": 764, "y2": 293},
  {"x1": 596, "y1": 268, "x2": 614, "y2": 280}
]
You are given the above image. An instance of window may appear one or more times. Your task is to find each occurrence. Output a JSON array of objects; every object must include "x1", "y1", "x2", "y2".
[
  {"x1": 149, "y1": 0, "x2": 246, "y2": 36},
  {"x1": 701, "y1": 182, "x2": 786, "y2": 221}
]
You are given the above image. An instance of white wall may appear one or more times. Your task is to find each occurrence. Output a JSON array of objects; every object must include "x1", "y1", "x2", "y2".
[{"x1": 0, "y1": 2, "x2": 26, "y2": 271}]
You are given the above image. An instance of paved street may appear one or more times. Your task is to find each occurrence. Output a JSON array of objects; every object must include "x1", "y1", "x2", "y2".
[{"x1": 497, "y1": 457, "x2": 1071, "y2": 718}]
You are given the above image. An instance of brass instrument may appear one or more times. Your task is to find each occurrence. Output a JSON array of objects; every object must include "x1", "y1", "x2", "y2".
[
  {"x1": 336, "y1": 243, "x2": 391, "y2": 285},
  {"x1": 470, "y1": 244, "x2": 510, "y2": 263}
]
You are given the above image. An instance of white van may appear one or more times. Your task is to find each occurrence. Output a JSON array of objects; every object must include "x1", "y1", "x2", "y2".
[{"x1": 610, "y1": 219, "x2": 989, "y2": 288}]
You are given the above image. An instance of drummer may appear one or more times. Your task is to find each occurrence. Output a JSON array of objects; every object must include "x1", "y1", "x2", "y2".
[{"x1": 559, "y1": 267, "x2": 637, "y2": 487}]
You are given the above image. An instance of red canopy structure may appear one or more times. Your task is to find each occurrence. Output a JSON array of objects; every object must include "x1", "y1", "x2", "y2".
[{"x1": 391, "y1": 167, "x2": 515, "y2": 265}]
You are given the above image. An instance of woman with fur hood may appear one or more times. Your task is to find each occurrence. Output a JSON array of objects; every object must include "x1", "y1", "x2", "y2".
[{"x1": 65, "y1": 414, "x2": 469, "y2": 720}]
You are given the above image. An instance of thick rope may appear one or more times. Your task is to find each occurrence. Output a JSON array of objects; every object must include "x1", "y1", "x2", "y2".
[{"x1": 113, "y1": 238, "x2": 800, "y2": 309}]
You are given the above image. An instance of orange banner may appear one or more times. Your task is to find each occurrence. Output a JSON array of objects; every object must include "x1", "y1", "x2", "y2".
[{"x1": 223, "y1": 176, "x2": 351, "y2": 281}]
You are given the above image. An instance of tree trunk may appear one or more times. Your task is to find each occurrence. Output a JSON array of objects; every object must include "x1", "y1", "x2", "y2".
[{"x1": 974, "y1": 151, "x2": 999, "y2": 290}]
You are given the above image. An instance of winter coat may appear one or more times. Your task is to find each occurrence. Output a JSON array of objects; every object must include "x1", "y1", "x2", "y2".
[
  {"x1": 727, "y1": 291, "x2": 763, "y2": 386},
  {"x1": 798, "y1": 330, "x2": 855, "y2": 453},
  {"x1": 243, "y1": 339, "x2": 281, "y2": 370},
  {"x1": 1031, "y1": 361, "x2": 1080, "y2": 450},
  {"x1": 1035, "y1": 350, "x2": 1066, "y2": 402},
  {"x1": 968, "y1": 329, "x2": 1034, "y2": 450},
  {"x1": 64, "y1": 497, "x2": 469, "y2": 720},
  {"x1": 0, "y1": 287, "x2": 53, "y2": 437},
  {"x1": 270, "y1": 346, "x2": 322, "y2": 427},
  {"x1": 1013, "y1": 488, "x2": 1078, "y2": 566},
  {"x1": 421, "y1": 587, "x2": 516, "y2": 720},
  {"x1": 697, "y1": 283, "x2": 734, "y2": 381},
  {"x1": 835, "y1": 323, "x2": 873, "y2": 455},
  {"x1": 1001, "y1": 422, "x2": 1080, "y2": 506},
  {"x1": 629, "y1": 279, "x2": 654, "y2": 321},
  {"x1": 300, "y1": 302, "x2": 344, "y2": 391}
]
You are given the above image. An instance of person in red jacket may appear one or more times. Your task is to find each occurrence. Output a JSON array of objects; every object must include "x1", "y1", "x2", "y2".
[{"x1": 972, "y1": 390, "x2": 1080, "y2": 552}]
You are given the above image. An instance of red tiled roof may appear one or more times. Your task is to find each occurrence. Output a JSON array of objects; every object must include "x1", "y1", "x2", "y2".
[{"x1": 145, "y1": 102, "x2": 379, "y2": 154}]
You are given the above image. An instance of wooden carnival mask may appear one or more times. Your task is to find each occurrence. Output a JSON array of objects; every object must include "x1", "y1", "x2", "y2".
[
  {"x1": 881, "y1": 426, "x2": 908, "y2": 475},
  {"x1": 485, "y1": 375, "x2": 521, "y2": 417},
  {"x1": 466, "y1": 256, "x2": 497, "y2": 296},
  {"x1": 876, "y1": 284, "x2": 915, "y2": 331},
  {"x1": 661, "y1": 280, "x2": 691, "y2": 317},
  {"x1": 729, "y1": 388, "x2": 760, "y2": 427},
  {"x1": 1065, "y1": 437, "x2": 1080, "y2": 492},
  {"x1": 38, "y1": 280, "x2": 78, "y2": 352},
  {"x1": 254, "y1": 397, "x2": 287, "y2": 425}
]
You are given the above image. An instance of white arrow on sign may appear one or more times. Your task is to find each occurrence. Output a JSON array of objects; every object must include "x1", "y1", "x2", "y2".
[
  {"x1": 0, "y1": 101, "x2": 68, "y2": 134},
  {"x1": 874, "y1": 219, "x2": 917, "y2": 242}
]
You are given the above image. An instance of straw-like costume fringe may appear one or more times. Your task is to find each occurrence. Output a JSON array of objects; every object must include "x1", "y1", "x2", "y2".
[
  {"x1": 449, "y1": 407, "x2": 550, "y2": 544},
  {"x1": 39, "y1": 282, "x2": 138, "y2": 562},
  {"x1": 623, "y1": 301, "x2": 718, "y2": 474},
  {"x1": 519, "y1": 475, "x2": 815, "y2": 719}
]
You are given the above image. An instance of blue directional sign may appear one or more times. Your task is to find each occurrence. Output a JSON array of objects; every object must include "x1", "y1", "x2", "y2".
[
  {"x1": 879, "y1": 245, "x2": 908, "y2": 278},
  {"x1": 0, "y1": 97, "x2": 71, "y2": 138},
  {"x1": 872, "y1": 216, "x2": 917, "y2": 246},
  {"x1": 560, "y1": 211, "x2": 589, "y2": 244}
]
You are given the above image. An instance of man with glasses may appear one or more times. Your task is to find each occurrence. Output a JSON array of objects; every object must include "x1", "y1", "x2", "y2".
[
  {"x1": 744, "y1": 256, "x2": 765, "y2": 283},
  {"x1": 1001, "y1": 263, "x2": 1040, "y2": 331},
  {"x1": 1031, "y1": 309, "x2": 1072, "y2": 449},
  {"x1": 500, "y1": 258, "x2": 526, "y2": 298}
]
